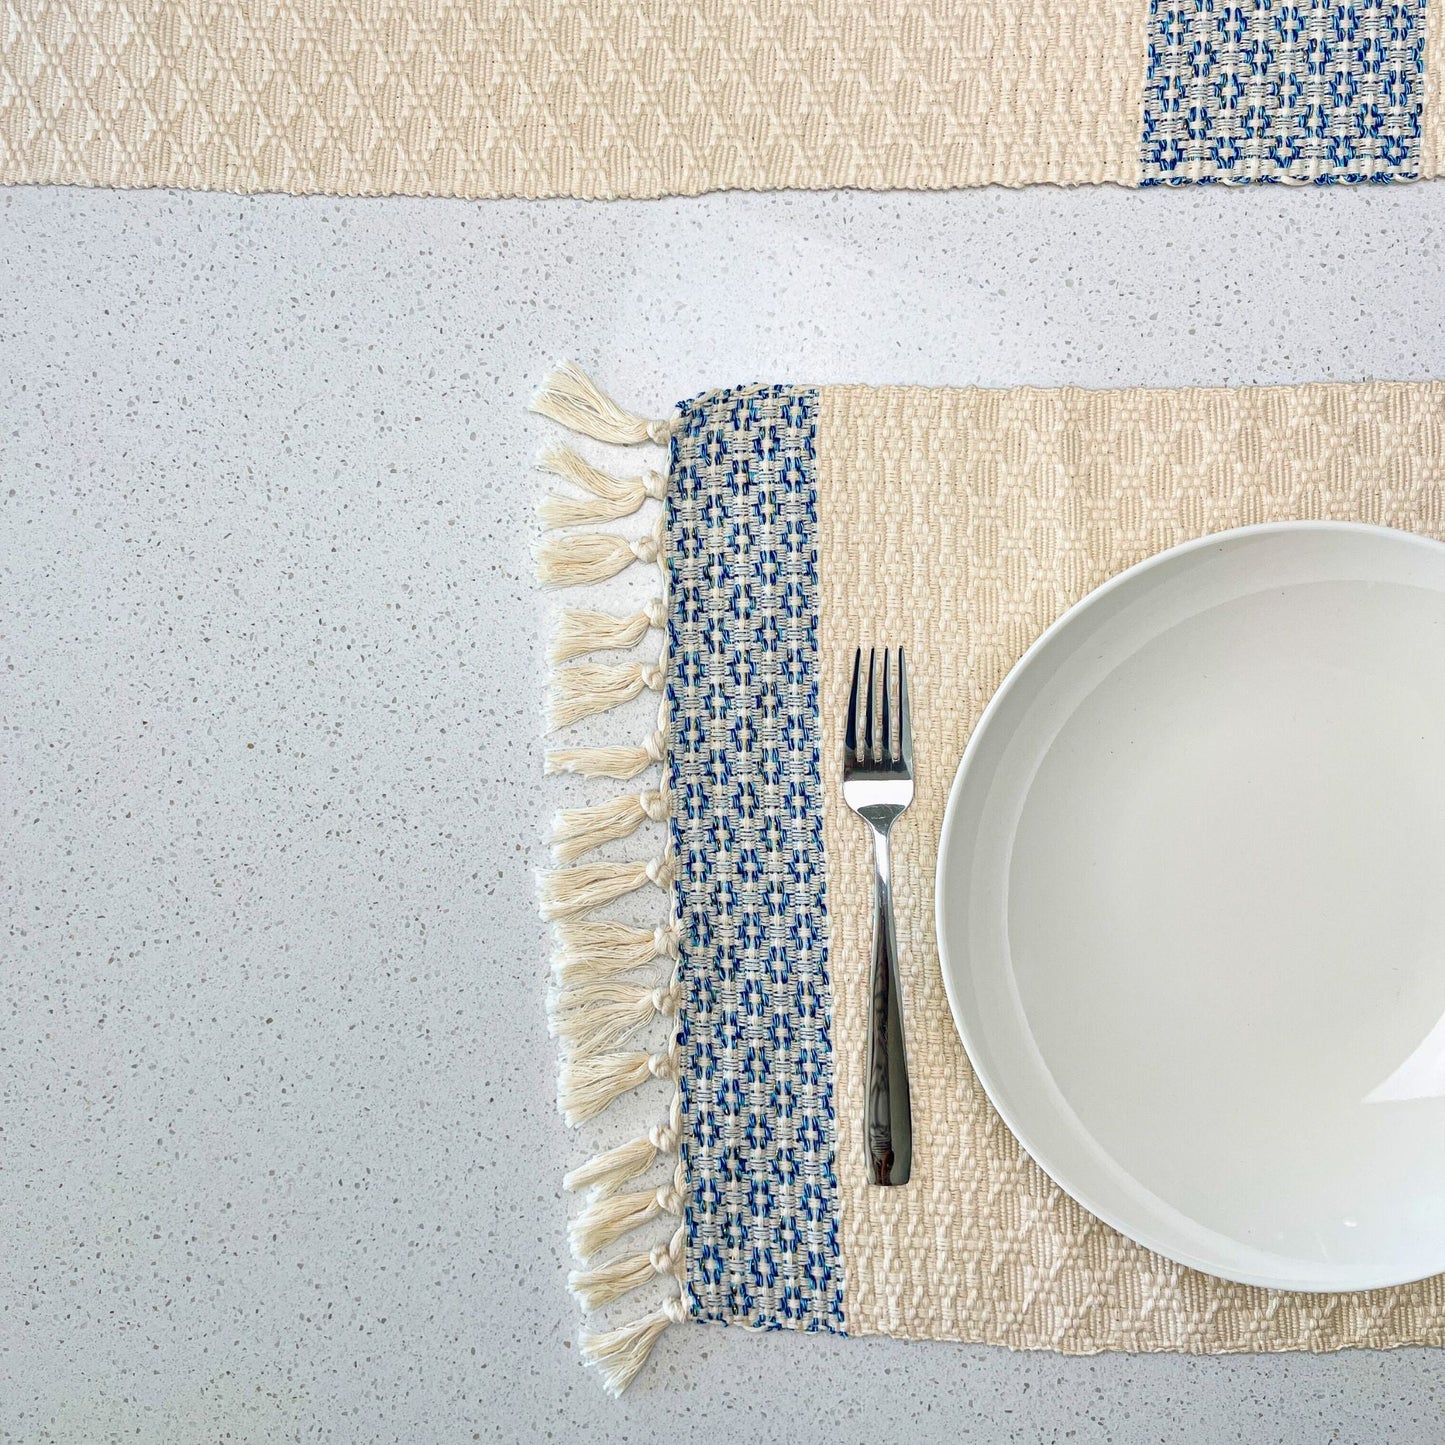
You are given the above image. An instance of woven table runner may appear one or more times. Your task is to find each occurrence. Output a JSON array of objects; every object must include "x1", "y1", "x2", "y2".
[
  {"x1": 6, "y1": 2, "x2": 1445, "y2": 197},
  {"x1": 532, "y1": 364, "x2": 1445, "y2": 1394}
]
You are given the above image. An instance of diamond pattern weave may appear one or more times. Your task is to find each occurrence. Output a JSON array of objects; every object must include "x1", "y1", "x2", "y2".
[
  {"x1": 0, "y1": 0, "x2": 1145, "y2": 196},
  {"x1": 667, "y1": 385, "x2": 844, "y2": 1333},
  {"x1": 821, "y1": 381, "x2": 1445, "y2": 1349}
]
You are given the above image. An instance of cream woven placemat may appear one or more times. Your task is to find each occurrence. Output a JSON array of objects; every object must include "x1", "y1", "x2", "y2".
[
  {"x1": 7, "y1": 1, "x2": 1445, "y2": 197},
  {"x1": 531, "y1": 367, "x2": 1445, "y2": 1393},
  {"x1": 819, "y1": 381, "x2": 1445, "y2": 1349}
]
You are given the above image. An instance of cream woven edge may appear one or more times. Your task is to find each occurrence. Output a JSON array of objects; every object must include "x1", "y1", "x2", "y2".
[
  {"x1": 820, "y1": 380, "x2": 1445, "y2": 1350},
  {"x1": 1424, "y1": 0, "x2": 1445, "y2": 177}
]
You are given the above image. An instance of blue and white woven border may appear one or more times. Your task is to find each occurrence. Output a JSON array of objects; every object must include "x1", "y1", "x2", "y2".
[
  {"x1": 1142, "y1": 0, "x2": 1426, "y2": 184},
  {"x1": 666, "y1": 386, "x2": 844, "y2": 1334},
  {"x1": 532, "y1": 365, "x2": 842, "y2": 1395}
]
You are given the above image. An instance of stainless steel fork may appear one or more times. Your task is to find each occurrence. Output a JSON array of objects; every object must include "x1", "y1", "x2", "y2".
[{"x1": 842, "y1": 646, "x2": 914, "y2": 1186}]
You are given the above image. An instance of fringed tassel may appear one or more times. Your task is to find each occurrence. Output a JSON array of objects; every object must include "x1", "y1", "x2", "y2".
[
  {"x1": 550, "y1": 787, "x2": 671, "y2": 864},
  {"x1": 536, "y1": 521, "x2": 662, "y2": 588},
  {"x1": 551, "y1": 919, "x2": 680, "y2": 987},
  {"x1": 569, "y1": 1228, "x2": 684, "y2": 1312},
  {"x1": 580, "y1": 1295, "x2": 688, "y2": 1398},
  {"x1": 531, "y1": 361, "x2": 677, "y2": 448},
  {"x1": 545, "y1": 728, "x2": 667, "y2": 781},
  {"x1": 538, "y1": 444, "x2": 667, "y2": 528},
  {"x1": 547, "y1": 659, "x2": 665, "y2": 731},
  {"x1": 562, "y1": 1104, "x2": 680, "y2": 1196},
  {"x1": 564, "y1": 1135, "x2": 661, "y2": 1198},
  {"x1": 549, "y1": 598, "x2": 666, "y2": 664},
  {"x1": 569, "y1": 1180, "x2": 682, "y2": 1260},
  {"x1": 558, "y1": 1048, "x2": 676, "y2": 1127},
  {"x1": 550, "y1": 978, "x2": 680, "y2": 1054},
  {"x1": 533, "y1": 361, "x2": 685, "y2": 1398},
  {"x1": 536, "y1": 856, "x2": 672, "y2": 921}
]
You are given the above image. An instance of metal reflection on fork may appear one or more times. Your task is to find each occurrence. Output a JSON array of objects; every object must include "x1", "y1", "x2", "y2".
[{"x1": 842, "y1": 646, "x2": 915, "y2": 1186}]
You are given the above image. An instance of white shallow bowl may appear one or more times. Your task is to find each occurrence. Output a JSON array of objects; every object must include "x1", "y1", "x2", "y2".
[{"x1": 936, "y1": 522, "x2": 1445, "y2": 1292}]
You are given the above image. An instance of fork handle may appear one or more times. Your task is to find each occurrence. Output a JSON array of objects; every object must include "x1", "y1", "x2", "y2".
[{"x1": 865, "y1": 826, "x2": 912, "y2": 1185}]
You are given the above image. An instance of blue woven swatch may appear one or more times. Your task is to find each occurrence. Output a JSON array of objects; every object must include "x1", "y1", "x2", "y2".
[
  {"x1": 665, "y1": 385, "x2": 844, "y2": 1333},
  {"x1": 1143, "y1": 0, "x2": 1424, "y2": 184}
]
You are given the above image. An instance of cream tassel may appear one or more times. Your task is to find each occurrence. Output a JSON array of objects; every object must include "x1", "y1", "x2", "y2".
[
  {"x1": 531, "y1": 361, "x2": 677, "y2": 447},
  {"x1": 569, "y1": 1179, "x2": 683, "y2": 1260},
  {"x1": 550, "y1": 787, "x2": 671, "y2": 864},
  {"x1": 538, "y1": 445, "x2": 667, "y2": 527},
  {"x1": 551, "y1": 919, "x2": 680, "y2": 986},
  {"x1": 536, "y1": 522, "x2": 662, "y2": 588},
  {"x1": 563, "y1": 1106, "x2": 681, "y2": 1195},
  {"x1": 549, "y1": 598, "x2": 666, "y2": 664},
  {"x1": 569, "y1": 1227, "x2": 684, "y2": 1312},
  {"x1": 558, "y1": 1048, "x2": 676, "y2": 1127},
  {"x1": 536, "y1": 856, "x2": 672, "y2": 921},
  {"x1": 580, "y1": 1295, "x2": 688, "y2": 1397},
  {"x1": 547, "y1": 658, "x2": 665, "y2": 731},
  {"x1": 550, "y1": 979, "x2": 680, "y2": 1054},
  {"x1": 564, "y1": 1135, "x2": 662, "y2": 1198},
  {"x1": 545, "y1": 728, "x2": 667, "y2": 781}
]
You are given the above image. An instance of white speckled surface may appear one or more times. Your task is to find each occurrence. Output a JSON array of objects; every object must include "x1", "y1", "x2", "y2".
[{"x1": 4, "y1": 183, "x2": 1445, "y2": 1443}]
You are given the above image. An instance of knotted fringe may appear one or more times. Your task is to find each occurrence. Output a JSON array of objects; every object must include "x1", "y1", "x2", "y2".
[
  {"x1": 547, "y1": 659, "x2": 666, "y2": 731},
  {"x1": 550, "y1": 978, "x2": 681, "y2": 1054},
  {"x1": 569, "y1": 1226, "x2": 685, "y2": 1311},
  {"x1": 569, "y1": 1180, "x2": 683, "y2": 1260},
  {"x1": 536, "y1": 856, "x2": 671, "y2": 921},
  {"x1": 531, "y1": 360, "x2": 678, "y2": 447},
  {"x1": 580, "y1": 1295, "x2": 689, "y2": 1398},
  {"x1": 558, "y1": 1049, "x2": 677, "y2": 1127},
  {"x1": 535, "y1": 362, "x2": 684, "y2": 1395},
  {"x1": 538, "y1": 444, "x2": 667, "y2": 527},
  {"x1": 551, "y1": 787, "x2": 671, "y2": 864},
  {"x1": 562, "y1": 1096, "x2": 682, "y2": 1195},
  {"x1": 549, "y1": 599, "x2": 667, "y2": 664},
  {"x1": 536, "y1": 521, "x2": 663, "y2": 588},
  {"x1": 550, "y1": 918, "x2": 680, "y2": 987},
  {"x1": 564, "y1": 1134, "x2": 661, "y2": 1198},
  {"x1": 545, "y1": 728, "x2": 667, "y2": 781}
]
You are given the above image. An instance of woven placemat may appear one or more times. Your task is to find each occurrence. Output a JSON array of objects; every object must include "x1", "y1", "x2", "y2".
[
  {"x1": 5, "y1": 1, "x2": 1445, "y2": 197},
  {"x1": 530, "y1": 369, "x2": 1445, "y2": 1395}
]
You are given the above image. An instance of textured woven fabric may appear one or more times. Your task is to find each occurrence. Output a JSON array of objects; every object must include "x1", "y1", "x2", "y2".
[
  {"x1": 667, "y1": 385, "x2": 844, "y2": 1332},
  {"x1": 1, "y1": 0, "x2": 1144, "y2": 196},
  {"x1": 10, "y1": 1, "x2": 1445, "y2": 196},
  {"x1": 818, "y1": 380, "x2": 1445, "y2": 1349},
  {"x1": 1142, "y1": 0, "x2": 1426, "y2": 185}
]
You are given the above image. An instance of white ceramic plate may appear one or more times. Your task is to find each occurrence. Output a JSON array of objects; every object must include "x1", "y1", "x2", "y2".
[{"x1": 936, "y1": 522, "x2": 1445, "y2": 1292}]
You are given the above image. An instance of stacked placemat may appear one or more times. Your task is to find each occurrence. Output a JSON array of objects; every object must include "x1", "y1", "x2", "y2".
[{"x1": 14, "y1": 0, "x2": 1445, "y2": 1400}]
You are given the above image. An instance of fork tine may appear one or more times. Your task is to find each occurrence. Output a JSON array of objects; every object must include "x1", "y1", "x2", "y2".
[
  {"x1": 881, "y1": 648, "x2": 892, "y2": 761},
  {"x1": 845, "y1": 647, "x2": 860, "y2": 757},
  {"x1": 864, "y1": 648, "x2": 876, "y2": 759},
  {"x1": 899, "y1": 646, "x2": 912, "y2": 770}
]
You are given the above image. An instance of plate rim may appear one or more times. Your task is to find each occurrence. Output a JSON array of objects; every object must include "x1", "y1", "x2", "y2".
[{"x1": 934, "y1": 519, "x2": 1445, "y2": 1293}]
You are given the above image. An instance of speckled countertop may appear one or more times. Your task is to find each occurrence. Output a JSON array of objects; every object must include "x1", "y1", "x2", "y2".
[{"x1": 4, "y1": 183, "x2": 1445, "y2": 1444}]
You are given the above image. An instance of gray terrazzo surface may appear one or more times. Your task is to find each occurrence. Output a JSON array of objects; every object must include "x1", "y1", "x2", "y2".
[{"x1": 3, "y1": 182, "x2": 1445, "y2": 1442}]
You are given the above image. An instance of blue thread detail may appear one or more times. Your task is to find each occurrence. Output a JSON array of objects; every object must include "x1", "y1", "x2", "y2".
[
  {"x1": 665, "y1": 385, "x2": 844, "y2": 1334},
  {"x1": 1142, "y1": 1, "x2": 1424, "y2": 185}
]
